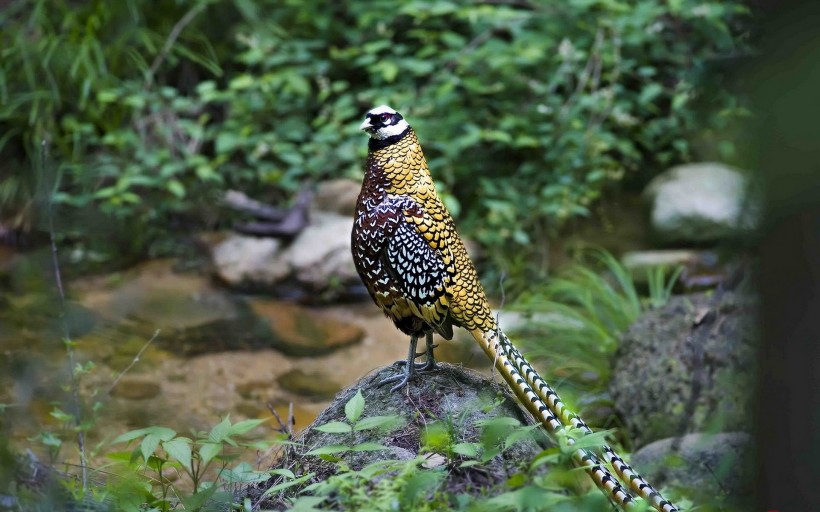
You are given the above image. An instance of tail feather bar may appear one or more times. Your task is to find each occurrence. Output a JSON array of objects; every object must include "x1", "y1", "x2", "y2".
[{"x1": 468, "y1": 326, "x2": 681, "y2": 512}]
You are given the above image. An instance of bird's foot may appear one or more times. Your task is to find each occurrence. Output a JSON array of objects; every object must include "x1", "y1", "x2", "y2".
[
  {"x1": 417, "y1": 358, "x2": 438, "y2": 372},
  {"x1": 395, "y1": 344, "x2": 439, "y2": 370},
  {"x1": 377, "y1": 364, "x2": 417, "y2": 392}
]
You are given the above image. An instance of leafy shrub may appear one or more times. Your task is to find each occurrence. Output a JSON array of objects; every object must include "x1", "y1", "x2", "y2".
[
  {"x1": 108, "y1": 417, "x2": 275, "y2": 511},
  {"x1": 0, "y1": 0, "x2": 232, "y2": 257},
  {"x1": 1, "y1": 0, "x2": 749, "y2": 276}
]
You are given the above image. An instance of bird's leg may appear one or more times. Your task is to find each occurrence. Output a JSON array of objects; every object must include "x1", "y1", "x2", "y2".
[
  {"x1": 396, "y1": 333, "x2": 439, "y2": 370},
  {"x1": 417, "y1": 332, "x2": 438, "y2": 371},
  {"x1": 378, "y1": 334, "x2": 419, "y2": 391}
]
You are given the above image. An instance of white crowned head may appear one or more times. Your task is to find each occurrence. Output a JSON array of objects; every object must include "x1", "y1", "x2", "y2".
[{"x1": 359, "y1": 105, "x2": 409, "y2": 140}]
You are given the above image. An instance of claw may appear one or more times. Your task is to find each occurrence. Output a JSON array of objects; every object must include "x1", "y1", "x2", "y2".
[
  {"x1": 379, "y1": 333, "x2": 439, "y2": 391},
  {"x1": 378, "y1": 334, "x2": 420, "y2": 391},
  {"x1": 395, "y1": 358, "x2": 435, "y2": 370},
  {"x1": 377, "y1": 366, "x2": 415, "y2": 392}
]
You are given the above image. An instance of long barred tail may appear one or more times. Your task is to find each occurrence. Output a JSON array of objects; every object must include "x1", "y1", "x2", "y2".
[{"x1": 468, "y1": 326, "x2": 681, "y2": 512}]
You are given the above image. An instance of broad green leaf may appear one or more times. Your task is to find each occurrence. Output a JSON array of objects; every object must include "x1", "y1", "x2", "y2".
[
  {"x1": 452, "y1": 443, "x2": 478, "y2": 457},
  {"x1": 351, "y1": 442, "x2": 387, "y2": 452},
  {"x1": 288, "y1": 496, "x2": 327, "y2": 511},
  {"x1": 399, "y1": 470, "x2": 444, "y2": 508},
  {"x1": 230, "y1": 418, "x2": 268, "y2": 435},
  {"x1": 259, "y1": 472, "x2": 314, "y2": 498},
  {"x1": 305, "y1": 444, "x2": 350, "y2": 456},
  {"x1": 344, "y1": 390, "x2": 365, "y2": 423},
  {"x1": 179, "y1": 483, "x2": 218, "y2": 510},
  {"x1": 269, "y1": 468, "x2": 295, "y2": 479},
  {"x1": 162, "y1": 438, "x2": 192, "y2": 472},
  {"x1": 198, "y1": 442, "x2": 222, "y2": 466},
  {"x1": 140, "y1": 434, "x2": 161, "y2": 462},
  {"x1": 209, "y1": 417, "x2": 232, "y2": 443},
  {"x1": 166, "y1": 180, "x2": 185, "y2": 198},
  {"x1": 313, "y1": 421, "x2": 352, "y2": 434},
  {"x1": 504, "y1": 425, "x2": 541, "y2": 449},
  {"x1": 221, "y1": 462, "x2": 270, "y2": 484},
  {"x1": 229, "y1": 74, "x2": 254, "y2": 90},
  {"x1": 49, "y1": 408, "x2": 74, "y2": 423},
  {"x1": 353, "y1": 415, "x2": 404, "y2": 432},
  {"x1": 105, "y1": 451, "x2": 134, "y2": 462}
]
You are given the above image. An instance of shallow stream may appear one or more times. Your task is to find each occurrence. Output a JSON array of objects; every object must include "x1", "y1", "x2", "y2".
[{"x1": 0, "y1": 253, "x2": 486, "y2": 468}]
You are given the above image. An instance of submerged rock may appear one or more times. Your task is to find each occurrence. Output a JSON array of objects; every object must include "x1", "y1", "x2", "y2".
[
  {"x1": 76, "y1": 259, "x2": 242, "y2": 329},
  {"x1": 73, "y1": 259, "x2": 280, "y2": 356},
  {"x1": 276, "y1": 368, "x2": 341, "y2": 400},
  {"x1": 248, "y1": 299, "x2": 364, "y2": 357}
]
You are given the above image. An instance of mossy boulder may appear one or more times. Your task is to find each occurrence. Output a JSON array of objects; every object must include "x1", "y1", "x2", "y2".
[
  {"x1": 609, "y1": 291, "x2": 757, "y2": 446},
  {"x1": 246, "y1": 364, "x2": 557, "y2": 509}
]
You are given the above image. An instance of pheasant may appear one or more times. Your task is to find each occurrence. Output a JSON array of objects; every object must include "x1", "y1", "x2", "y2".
[{"x1": 352, "y1": 105, "x2": 680, "y2": 512}]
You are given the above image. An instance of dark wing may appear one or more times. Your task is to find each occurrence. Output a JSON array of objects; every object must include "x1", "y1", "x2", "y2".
[
  {"x1": 352, "y1": 195, "x2": 455, "y2": 338},
  {"x1": 382, "y1": 220, "x2": 452, "y2": 337}
]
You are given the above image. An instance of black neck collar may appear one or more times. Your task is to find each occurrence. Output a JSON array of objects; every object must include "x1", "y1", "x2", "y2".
[{"x1": 368, "y1": 127, "x2": 411, "y2": 151}]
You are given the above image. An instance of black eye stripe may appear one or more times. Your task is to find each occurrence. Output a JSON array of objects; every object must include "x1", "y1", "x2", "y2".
[{"x1": 366, "y1": 111, "x2": 403, "y2": 127}]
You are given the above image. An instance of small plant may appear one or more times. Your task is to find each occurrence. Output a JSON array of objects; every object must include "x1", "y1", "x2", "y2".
[
  {"x1": 304, "y1": 390, "x2": 405, "y2": 464},
  {"x1": 108, "y1": 416, "x2": 275, "y2": 511},
  {"x1": 646, "y1": 265, "x2": 684, "y2": 310}
]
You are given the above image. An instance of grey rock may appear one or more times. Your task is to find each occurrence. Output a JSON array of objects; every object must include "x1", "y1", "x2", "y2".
[
  {"x1": 610, "y1": 292, "x2": 758, "y2": 446},
  {"x1": 631, "y1": 432, "x2": 753, "y2": 509},
  {"x1": 211, "y1": 235, "x2": 287, "y2": 287},
  {"x1": 644, "y1": 162, "x2": 758, "y2": 242},
  {"x1": 209, "y1": 212, "x2": 360, "y2": 299},
  {"x1": 280, "y1": 212, "x2": 359, "y2": 289},
  {"x1": 313, "y1": 178, "x2": 362, "y2": 216}
]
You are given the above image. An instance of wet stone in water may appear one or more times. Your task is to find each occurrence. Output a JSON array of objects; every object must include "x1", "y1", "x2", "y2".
[
  {"x1": 249, "y1": 300, "x2": 364, "y2": 357},
  {"x1": 110, "y1": 376, "x2": 162, "y2": 400},
  {"x1": 276, "y1": 368, "x2": 341, "y2": 400}
]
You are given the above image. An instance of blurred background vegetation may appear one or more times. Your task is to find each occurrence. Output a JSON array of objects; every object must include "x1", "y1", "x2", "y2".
[
  {"x1": 0, "y1": 0, "x2": 750, "y2": 283},
  {"x1": 0, "y1": 1, "x2": 770, "y2": 509}
]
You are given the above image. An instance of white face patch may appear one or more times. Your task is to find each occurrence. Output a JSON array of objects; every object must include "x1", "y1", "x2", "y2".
[
  {"x1": 371, "y1": 119, "x2": 409, "y2": 139},
  {"x1": 361, "y1": 105, "x2": 410, "y2": 140}
]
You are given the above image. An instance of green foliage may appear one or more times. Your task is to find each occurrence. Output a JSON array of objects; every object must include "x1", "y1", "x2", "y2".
[
  {"x1": 511, "y1": 250, "x2": 681, "y2": 420},
  {"x1": 305, "y1": 390, "x2": 406, "y2": 463},
  {"x1": 516, "y1": 250, "x2": 681, "y2": 348},
  {"x1": 108, "y1": 416, "x2": 274, "y2": 511},
  {"x1": 1, "y1": 0, "x2": 749, "y2": 273},
  {"x1": 290, "y1": 391, "x2": 609, "y2": 511},
  {"x1": 646, "y1": 264, "x2": 684, "y2": 309}
]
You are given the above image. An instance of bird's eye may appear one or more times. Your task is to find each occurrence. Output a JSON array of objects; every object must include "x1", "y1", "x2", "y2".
[{"x1": 380, "y1": 113, "x2": 394, "y2": 123}]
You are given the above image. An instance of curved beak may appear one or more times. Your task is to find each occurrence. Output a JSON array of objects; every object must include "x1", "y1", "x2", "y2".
[{"x1": 359, "y1": 118, "x2": 373, "y2": 131}]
